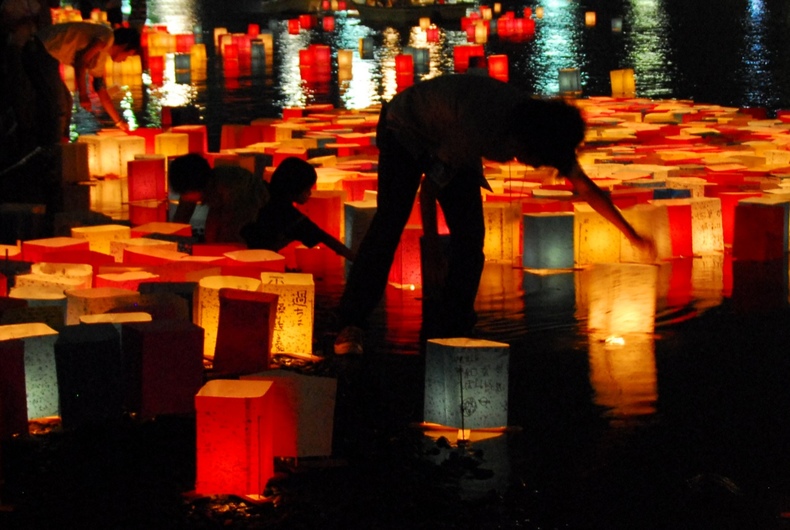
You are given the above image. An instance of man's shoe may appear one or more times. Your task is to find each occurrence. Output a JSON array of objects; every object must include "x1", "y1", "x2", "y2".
[{"x1": 334, "y1": 326, "x2": 364, "y2": 355}]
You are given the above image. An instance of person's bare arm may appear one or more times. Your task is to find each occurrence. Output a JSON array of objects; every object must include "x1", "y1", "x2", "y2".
[
  {"x1": 565, "y1": 163, "x2": 657, "y2": 260},
  {"x1": 74, "y1": 39, "x2": 105, "y2": 111},
  {"x1": 94, "y1": 78, "x2": 128, "y2": 130}
]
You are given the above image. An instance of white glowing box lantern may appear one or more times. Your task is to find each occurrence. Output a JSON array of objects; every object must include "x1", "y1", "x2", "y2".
[
  {"x1": 243, "y1": 370, "x2": 337, "y2": 458},
  {"x1": 154, "y1": 132, "x2": 190, "y2": 159},
  {"x1": 64, "y1": 287, "x2": 141, "y2": 326},
  {"x1": 586, "y1": 263, "x2": 658, "y2": 335},
  {"x1": 685, "y1": 197, "x2": 724, "y2": 255},
  {"x1": 0, "y1": 323, "x2": 60, "y2": 420},
  {"x1": 195, "y1": 379, "x2": 275, "y2": 500},
  {"x1": 223, "y1": 249, "x2": 287, "y2": 273},
  {"x1": 483, "y1": 201, "x2": 521, "y2": 264},
  {"x1": 424, "y1": 338, "x2": 510, "y2": 430},
  {"x1": 109, "y1": 237, "x2": 178, "y2": 263},
  {"x1": 260, "y1": 272, "x2": 315, "y2": 357},
  {"x1": 16, "y1": 262, "x2": 93, "y2": 291},
  {"x1": 197, "y1": 276, "x2": 262, "y2": 359},
  {"x1": 71, "y1": 224, "x2": 132, "y2": 255},
  {"x1": 588, "y1": 332, "x2": 657, "y2": 418},
  {"x1": 76, "y1": 134, "x2": 113, "y2": 176},
  {"x1": 344, "y1": 199, "x2": 376, "y2": 276},
  {"x1": 573, "y1": 203, "x2": 622, "y2": 266},
  {"x1": 558, "y1": 68, "x2": 582, "y2": 96},
  {"x1": 610, "y1": 68, "x2": 636, "y2": 97},
  {"x1": 522, "y1": 212, "x2": 575, "y2": 270}
]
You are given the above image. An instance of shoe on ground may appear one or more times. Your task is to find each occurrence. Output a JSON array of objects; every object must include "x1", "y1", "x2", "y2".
[{"x1": 334, "y1": 326, "x2": 364, "y2": 355}]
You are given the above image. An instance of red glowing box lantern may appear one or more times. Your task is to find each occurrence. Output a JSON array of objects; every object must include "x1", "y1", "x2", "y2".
[
  {"x1": 213, "y1": 289, "x2": 279, "y2": 376},
  {"x1": 426, "y1": 25, "x2": 439, "y2": 42},
  {"x1": 175, "y1": 33, "x2": 195, "y2": 53},
  {"x1": 130, "y1": 222, "x2": 192, "y2": 238},
  {"x1": 487, "y1": 54, "x2": 509, "y2": 82},
  {"x1": 395, "y1": 53, "x2": 414, "y2": 75},
  {"x1": 389, "y1": 225, "x2": 423, "y2": 289},
  {"x1": 287, "y1": 19, "x2": 300, "y2": 35},
  {"x1": 322, "y1": 16, "x2": 335, "y2": 31},
  {"x1": 195, "y1": 379, "x2": 276, "y2": 500},
  {"x1": 247, "y1": 23, "x2": 260, "y2": 37},
  {"x1": 197, "y1": 275, "x2": 262, "y2": 360},
  {"x1": 127, "y1": 157, "x2": 167, "y2": 202},
  {"x1": 22, "y1": 237, "x2": 90, "y2": 263},
  {"x1": 121, "y1": 319, "x2": 204, "y2": 419},
  {"x1": 148, "y1": 55, "x2": 165, "y2": 84},
  {"x1": 452, "y1": 44, "x2": 484, "y2": 73}
]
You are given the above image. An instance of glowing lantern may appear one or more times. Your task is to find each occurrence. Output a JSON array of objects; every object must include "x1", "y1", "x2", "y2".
[
  {"x1": 213, "y1": 27, "x2": 228, "y2": 47},
  {"x1": 610, "y1": 68, "x2": 636, "y2": 97},
  {"x1": 288, "y1": 18, "x2": 300, "y2": 34},
  {"x1": 426, "y1": 25, "x2": 439, "y2": 43},
  {"x1": 611, "y1": 17, "x2": 623, "y2": 32},
  {"x1": 359, "y1": 36, "x2": 375, "y2": 59},
  {"x1": 573, "y1": 203, "x2": 622, "y2": 266},
  {"x1": 195, "y1": 379, "x2": 275, "y2": 500},
  {"x1": 0, "y1": 323, "x2": 60, "y2": 420},
  {"x1": 419, "y1": 16, "x2": 431, "y2": 30},
  {"x1": 20, "y1": 262, "x2": 93, "y2": 291},
  {"x1": 148, "y1": 55, "x2": 165, "y2": 84},
  {"x1": 588, "y1": 332, "x2": 657, "y2": 418},
  {"x1": 22, "y1": 237, "x2": 90, "y2": 263},
  {"x1": 154, "y1": 132, "x2": 190, "y2": 159},
  {"x1": 483, "y1": 202, "x2": 521, "y2": 264},
  {"x1": 260, "y1": 272, "x2": 315, "y2": 358},
  {"x1": 337, "y1": 49, "x2": 353, "y2": 69},
  {"x1": 110, "y1": 237, "x2": 177, "y2": 263},
  {"x1": 395, "y1": 53, "x2": 414, "y2": 76},
  {"x1": 121, "y1": 320, "x2": 204, "y2": 419},
  {"x1": 322, "y1": 16, "x2": 335, "y2": 31},
  {"x1": 80, "y1": 312, "x2": 152, "y2": 325},
  {"x1": 242, "y1": 370, "x2": 337, "y2": 457},
  {"x1": 344, "y1": 200, "x2": 377, "y2": 275},
  {"x1": 127, "y1": 157, "x2": 167, "y2": 202},
  {"x1": 190, "y1": 43, "x2": 207, "y2": 68},
  {"x1": 213, "y1": 289, "x2": 279, "y2": 376},
  {"x1": 585, "y1": 11, "x2": 596, "y2": 26},
  {"x1": 70, "y1": 224, "x2": 131, "y2": 254},
  {"x1": 130, "y1": 221, "x2": 192, "y2": 238},
  {"x1": 424, "y1": 338, "x2": 510, "y2": 430},
  {"x1": 197, "y1": 276, "x2": 262, "y2": 359},
  {"x1": 64, "y1": 287, "x2": 140, "y2": 326},
  {"x1": 389, "y1": 225, "x2": 423, "y2": 289},
  {"x1": 586, "y1": 263, "x2": 658, "y2": 335},
  {"x1": 7, "y1": 285, "x2": 67, "y2": 329},
  {"x1": 522, "y1": 212, "x2": 575, "y2": 270},
  {"x1": 94, "y1": 271, "x2": 160, "y2": 290},
  {"x1": 558, "y1": 68, "x2": 582, "y2": 96},
  {"x1": 732, "y1": 197, "x2": 790, "y2": 261},
  {"x1": 223, "y1": 249, "x2": 286, "y2": 278},
  {"x1": 171, "y1": 125, "x2": 209, "y2": 154},
  {"x1": 620, "y1": 203, "x2": 672, "y2": 263},
  {"x1": 487, "y1": 54, "x2": 508, "y2": 82}
]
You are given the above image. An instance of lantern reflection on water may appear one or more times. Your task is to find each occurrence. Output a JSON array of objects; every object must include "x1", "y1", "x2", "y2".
[{"x1": 585, "y1": 263, "x2": 658, "y2": 336}]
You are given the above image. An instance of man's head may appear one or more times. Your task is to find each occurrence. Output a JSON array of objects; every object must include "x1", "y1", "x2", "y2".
[
  {"x1": 269, "y1": 157, "x2": 317, "y2": 204},
  {"x1": 109, "y1": 27, "x2": 141, "y2": 62},
  {"x1": 169, "y1": 154, "x2": 212, "y2": 202},
  {"x1": 508, "y1": 97, "x2": 586, "y2": 175}
]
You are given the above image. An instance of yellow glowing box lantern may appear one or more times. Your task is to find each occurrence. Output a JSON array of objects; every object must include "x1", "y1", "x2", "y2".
[
  {"x1": 259, "y1": 272, "x2": 315, "y2": 358},
  {"x1": 585, "y1": 11, "x2": 597, "y2": 26},
  {"x1": 483, "y1": 201, "x2": 521, "y2": 264},
  {"x1": 620, "y1": 203, "x2": 673, "y2": 263},
  {"x1": 586, "y1": 263, "x2": 658, "y2": 335},
  {"x1": 610, "y1": 68, "x2": 636, "y2": 97},
  {"x1": 197, "y1": 275, "x2": 262, "y2": 359},
  {"x1": 154, "y1": 132, "x2": 190, "y2": 159},
  {"x1": 424, "y1": 338, "x2": 510, "y2": 430},
  {"x1": 64, "y1": 287, "x2": 141, "y2": 326},
  {"x1": 71, "y1": 224, "x2": 132, "y2": 255},
  {"x1": 195, "y1": 379, "x2": 275, "y2": 500},
  {"x1": 573, "y1": 203, "x2": 622, "y2": 267},
  {"x1": 0, "y1": 323, "x2": 60, "y2": 420},
  {"x1": 109, "y1": 237, "x2": 178, "y2": 263},
  {"x1": 588, "y1": 332, "x2": 657, "y2": 418},
  {"x1": 242, "y1": 370, "x2": 337, "y2": 458},
  {"x1": 16, "y1": 263, "x2": 93, "y2": 291}
]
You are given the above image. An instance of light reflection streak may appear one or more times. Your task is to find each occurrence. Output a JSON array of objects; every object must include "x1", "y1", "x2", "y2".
[
  {"x1": 623, "y1": 0, "x2": 673, "y2": 98},
  {"x1": 740, "y1": 0, "x2": 773, "y2": 107},
  {"x1": 530, "y1": 0, "x2": 584, "y2": 95},
  {"x1": 276, "y1": 21, "x2": 312, "y2": 108},
  {"x1": 146, "y1": 0, "x2": 199, "y2": 34}
]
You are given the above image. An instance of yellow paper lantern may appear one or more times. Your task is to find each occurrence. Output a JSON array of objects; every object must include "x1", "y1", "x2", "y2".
[
  {"x1": 610, "y1": 68, "x2": 636, "y2": 97},
  {"x1": 197, "y1": 275, "x2": 262, "y2": 359},
  {"x1": 483, "y1": 201, "x2": 521, "y2": 264},
  {"x1": 71, "y1": 224, "x2": 132, "y2": 255},
  {"x1": 64, "y1": 287, "x2": 141, "y2": 326},
  {"x1": 259, "y1": 272, "x2": 315, "y2": 358}
]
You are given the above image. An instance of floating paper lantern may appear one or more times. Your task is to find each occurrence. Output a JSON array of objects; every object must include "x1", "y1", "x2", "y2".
[
  {"x1": 7, "y1": 285, "x2": 67, "y2": 329},
  {"x1": 154, "y1": 132, "x2": 190, "y2": 159},
  {"x1": 25, "y1": 262, "x2": 93, "y2": 291},
  {"x1": 195, "y1": 379, "x2": 275, "y2": 500},
  {"x1": 22, "y1": 237, "x2": 90, "y2": 263},
  {"x1": 610, "y1": 68, "x2": 636, "y2": 97},
  {"x1": 337, "y1": 49, "x2": 353, "y2": 69},
  {"x1": 197, "y1": 276, "x2": 262, "y2": 359},
  {"x1": 121, "y1": 319, "x2": 204, "y2": 419},
  {"x1": 109, "y1": 237, "x2": 177, "y2": 263},
  {"x1": 424, "y1": 338, "x2": 510, "y2": 430},
  {"x1": 732, "y1": 197, "x2": 790, "y2": 261},
  {"x1": 64, "y1": 287, "x2": 141, "y2": 326},
  {"x1": 558, "y1": 68, "x2": 582, "y2": 96},
  {"x1": 522, "y1": 212, "x2": 575, "y2": 270},
  {"x1": 483, "y1": 201, "x2": 521, "y2": 264},
  {"x1": 213, "y1": 289, "x2": 278, "y2": 375},
  {"x1": 487, "y1": 54, "x2": 508, "y2": 82},
  {"x1": 611, "y1": 17, "x2": 623, "y2": 32},
  {"x1": 585, "y1": 11, "x2": 596, "y2": 26},
  {"x1": 260, "y1": 272, "x2": 315, "y2": 357},
  {"x1": 94, "y1": 271, "x2": 160, "y2": 290},
  {"x1": 586, "y1": 263, "x2": 658, "y2": 335},
  {"x1": 322, "y1": 15, "x2": 335, "y2": 31},
  {"x1": 0, "y1": 323, "x2": 60, "y2": 420},
  {"x1": 389, "y1": 225, "x2": 423, "y2": 289},
  {"x1": 242, "y1": 370, "x2": 337, "y2": 457},
  {"x1": 130, "y1": 221, "x2": 192, "y2": 238},
  {"x1": 71, "y1": 224, "x2": 132, "y2": 254},
  {"x1": 573, "y1": 203, "x2": 622, "y2": 266}
]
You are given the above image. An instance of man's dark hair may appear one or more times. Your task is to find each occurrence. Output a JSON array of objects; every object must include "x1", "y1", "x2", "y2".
[
  {"x1": 269, "y1": 157, "x2": 317, "y2": 199},
  {"x1": 113, "y1": 27, "x2": 142, "y2": 55},
  {"x1": 168, "y1": 153, "x2": 212, "y2": 194},
  {"x1": 508, "y1": 97, "x2": 586, "y2": 175}
]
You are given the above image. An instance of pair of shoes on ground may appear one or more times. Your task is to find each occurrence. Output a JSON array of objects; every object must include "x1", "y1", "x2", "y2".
[{"x1": 333, "y1": 325, "x2": 364, "y2": 355}]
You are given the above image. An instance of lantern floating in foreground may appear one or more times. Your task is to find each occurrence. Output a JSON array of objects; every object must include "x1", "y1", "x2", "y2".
[
  {"x1": 424, "y1": 337, "x2": 510, "y2": 431},
  {"x1": 213, "y1": 289, "x2": 279, "y2": 376},
  {"x1": 260, "y1": 272, "x2": 315, "y2": 358},
  {"x1": 197, "y1": 275, "x2": 262, "y2": 359},
  {"x1": 195, "y1": 379, "x2": 276, "y2": 500}
]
